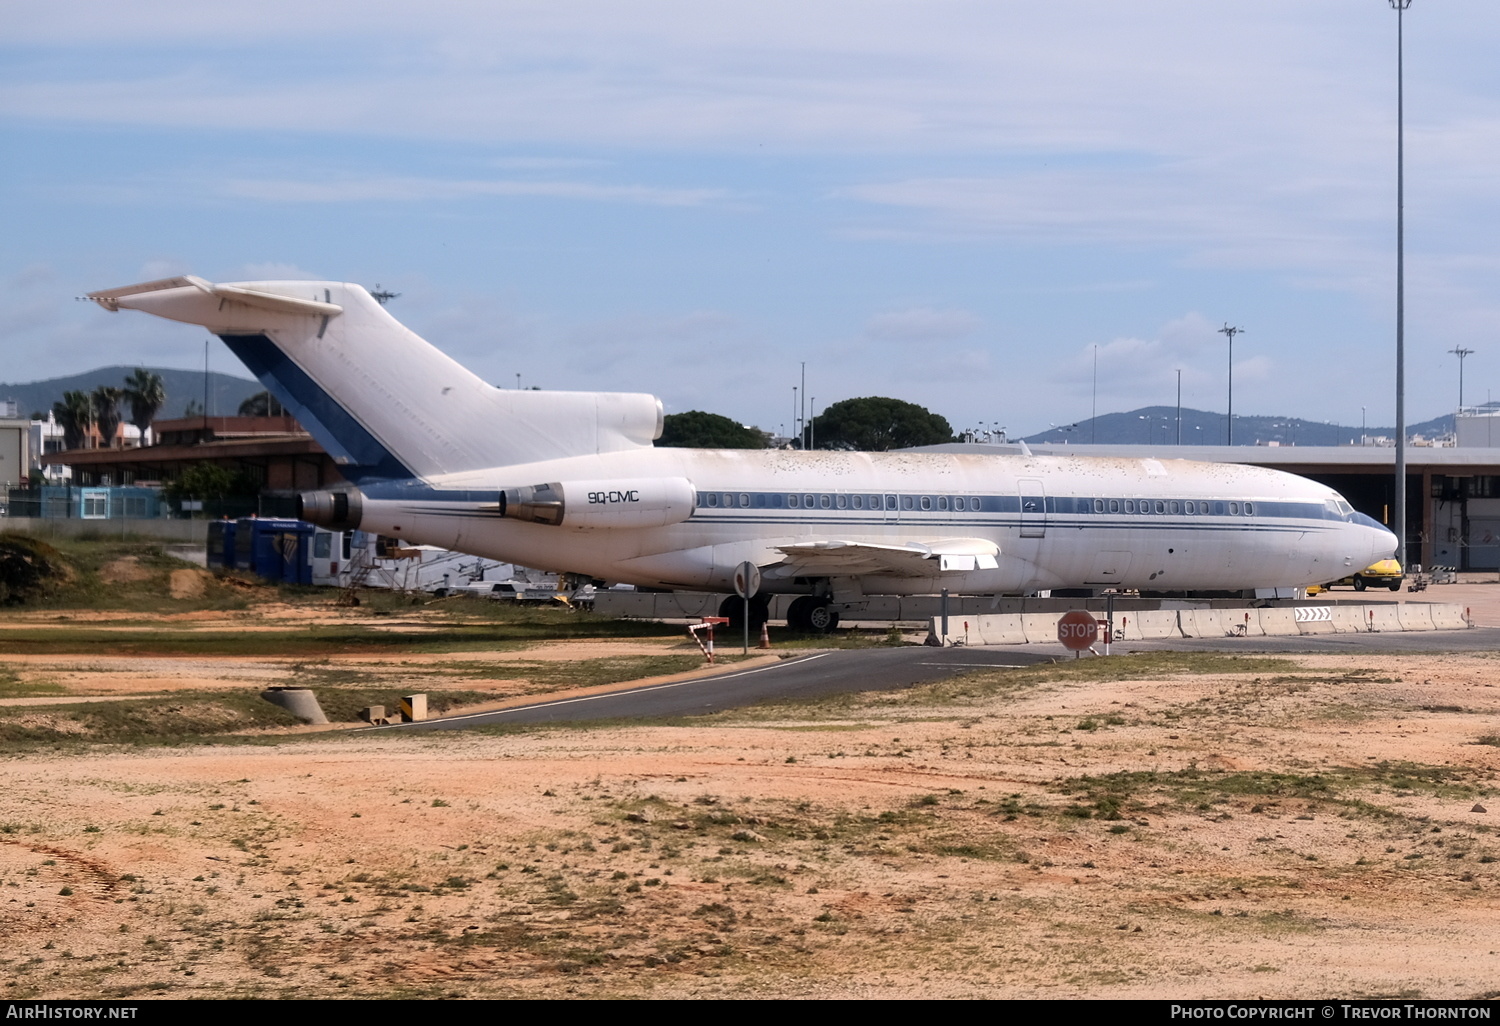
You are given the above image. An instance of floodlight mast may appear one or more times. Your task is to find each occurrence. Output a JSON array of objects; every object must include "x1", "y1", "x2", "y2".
[
  {"x1": 1391, "y1": 0, "x2": 1412, "y2": 568},
  {"x1": 1450, "y1": 346, "x2": 1474, "y2": 410},
  {"x1": 1219, "y1": 323, "x2": 1243, "y2": 445}
]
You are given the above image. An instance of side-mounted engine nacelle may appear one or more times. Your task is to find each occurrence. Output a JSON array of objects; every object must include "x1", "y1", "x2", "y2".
[
  {"x1": 299, "y1": 489, "x2": 363, "y2": 529},
  {"x1": 501, "y1": 477, "x2": 696, "y2": 529}
]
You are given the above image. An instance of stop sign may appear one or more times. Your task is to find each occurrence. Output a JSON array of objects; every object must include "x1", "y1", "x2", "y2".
[{"x1": 1056, "y1": 610, "x2": 1099, "y2": 651}]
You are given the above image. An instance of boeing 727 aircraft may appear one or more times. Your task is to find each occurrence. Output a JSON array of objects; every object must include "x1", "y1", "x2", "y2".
[{"x1": 88, "y1": 276, "x2": 1397, "y2": 630}]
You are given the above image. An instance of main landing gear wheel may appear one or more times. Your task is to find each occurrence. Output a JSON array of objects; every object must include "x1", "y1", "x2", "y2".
[
  {"x1": 786, "y1": 596, "x2": 839, "y2": 633},
  {"x1": 718, "y1": 594, "x2": 770, "y2": 631}
]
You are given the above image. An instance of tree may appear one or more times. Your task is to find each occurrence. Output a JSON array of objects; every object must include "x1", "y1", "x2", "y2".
[
  {"x1": 657, "y1": 411, "x2": 768, "y2": 449},
  {"x1": 92, "y1": 386, "x2": 124, "y2": 448},
  {"x1": 237, "y1": 390, "x2": 284, "y2": 417},
  {"x1": 52, "y1": 391, "x2": 94, "y2": 450},
  {"x1": 806, "y1": 397, "x2": 954, "y2": 452},
  {"x1": 123, "y1": 369, "x2": 166, "y2": 443}
]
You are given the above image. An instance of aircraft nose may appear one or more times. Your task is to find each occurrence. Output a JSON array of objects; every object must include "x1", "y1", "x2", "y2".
[{"x1": 1348, "y1": 511, "x2": 1397, "y2": 564}]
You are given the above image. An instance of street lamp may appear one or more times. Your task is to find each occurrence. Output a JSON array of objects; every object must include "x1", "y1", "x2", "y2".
[
  {"x1": 1219, "y1": 323, "x2": 1244, "y2": 445},
  {"x1": 1390, "y1": 0, "x2": 1413, "y2": 565},
  {"x1": 1450, "y1": 346, "x2": 1474, "y2": 410}
]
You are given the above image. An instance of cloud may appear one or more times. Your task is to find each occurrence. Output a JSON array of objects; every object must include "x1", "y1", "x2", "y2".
[
  {"x1": 863, "y1": 307, "x2": 981, "y2": 343},
  {"x1": 220, "y1": 176, "x2": 729, "y2": 208}
]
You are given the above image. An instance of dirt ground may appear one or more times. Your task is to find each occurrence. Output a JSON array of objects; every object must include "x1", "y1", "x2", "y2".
[{"x1": 0, "y1": 591, "x2": 1497, "y2": 999}]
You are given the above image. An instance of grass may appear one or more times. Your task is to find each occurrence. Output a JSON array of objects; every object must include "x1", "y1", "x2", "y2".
[{"x1": 1051, "y1": 761, "x2": 1494, "y2": 821}]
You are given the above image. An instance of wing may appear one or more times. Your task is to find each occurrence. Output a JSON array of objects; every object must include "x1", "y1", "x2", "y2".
[{"x1": 772, "y1": 538, "x2": 1000, "y2": 577}]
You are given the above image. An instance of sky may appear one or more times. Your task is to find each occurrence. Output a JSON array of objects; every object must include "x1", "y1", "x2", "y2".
[{"x1": 3, "y1": 1, "x2": 1498, "y2": 439}]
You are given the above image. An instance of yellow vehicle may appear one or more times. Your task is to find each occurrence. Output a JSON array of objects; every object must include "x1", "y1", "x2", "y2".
[{"x1": 1308, "y1": 558, "x2": 1403, "y2": 594}]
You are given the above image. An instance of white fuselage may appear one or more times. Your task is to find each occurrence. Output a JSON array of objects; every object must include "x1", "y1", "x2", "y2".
[{"x1": 353, "y1": 446, "x2": 1395, "y2": 595}]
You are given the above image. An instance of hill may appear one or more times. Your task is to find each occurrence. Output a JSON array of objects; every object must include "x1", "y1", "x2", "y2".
[
  {"x1": 0, "y1": 366, "x2": 262, "y2": 421},
  {"x1": 1023, "y1": 406, "x2": 1457, "y2": 447}
]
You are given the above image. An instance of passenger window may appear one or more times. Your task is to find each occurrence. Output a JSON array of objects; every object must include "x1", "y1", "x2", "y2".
[
  {"x1": 1244, "y1": 502, "x2": 1254, "y2": 516},
  {"x1": 1154, "y1": 500, "x2": 1165, "y2": 514},
  {"x1": 739, "y1": 493, "x2": 749, "y2": 507},
  {"x1": 804, "y1": 494, "x2": 815, "y2": 508},
  {"x1": 902, "y1": 496, "x2": 914, "y2": 510},
  {"x1": 819, "y1": 494, "x2": 831, "y2": 509},
  {"x1": 1229, "y1": 502, "x2": 1239, "y2": 515},
  {"x1": 1093, "y1": 499, "x2": 1104, "y2": 513},
  {"x1": 1109, "y1": 499, "x2": 1119, "y2": 513},
  {"x1": 1124, "y1": 500, "x2": 1134, "y2": 513},
  {"x1": 707, "y1": 493, "x2": 719, "y2": 507},
  {"x1": 835, "y1": 494, "x2": 847, "y2": 509},
  {"x1": 1168, "y1": 500, "x2": 1179, "y2": 514},
  {"x1": 788, "y1": 494, "x2": 799, "y2": 509},
  {"x1": 886, "y1": 494, "x2": 897, "y2": 510},
  {"x1": 1183, "y1": 501, "x2": 1193, "y2": 515},
  {"x1": 938, "y1": 496, "x2": 949, "y2": 511},
  {"x1": 920, "y1": 496, "x2": 932, "y2": 511},
  {"x1": 852, "y1": 495, "x2": 863, "y2": 510}
]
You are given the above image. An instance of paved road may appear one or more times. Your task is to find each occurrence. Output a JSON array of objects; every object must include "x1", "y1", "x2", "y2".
[
  {"x1": 390, "y1": 646, "x2": 1056, "y2": 730},
  {"x1": 386, "y1": 624, "x2": 1498, "y2": 731}
]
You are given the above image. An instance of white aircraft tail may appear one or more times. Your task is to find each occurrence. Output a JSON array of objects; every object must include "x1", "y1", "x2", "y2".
[{"x1": 88, "y1": 277, "x2": 663, "y2": 482}]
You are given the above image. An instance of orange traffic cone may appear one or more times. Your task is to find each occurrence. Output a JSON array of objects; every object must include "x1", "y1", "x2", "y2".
[{"x1": 758, "y1": 621, "x2": 771, "y2": 649}]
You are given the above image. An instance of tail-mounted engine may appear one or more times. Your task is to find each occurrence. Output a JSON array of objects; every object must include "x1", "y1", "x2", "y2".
[{"x1": 501, "y1": 477, "x2": 696, "y2": 529}]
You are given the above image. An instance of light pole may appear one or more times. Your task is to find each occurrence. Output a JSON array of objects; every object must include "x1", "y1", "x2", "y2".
[
  {"x1": 1219, "y1": 323, "x2": 1244, "y2": 445},
  {"x1": 1450, "y1": 346, "x2": 1474, "y2": 409},
  {"x1": 1175, "y1": 369, "x2": 1182, "y2": 445},
  {"x1": 1362, "y1": 405, "x2": 1367, "y2": 446},
  {"x1": 1390, "y1": 0, "x2": 1412, "y2": 564},
  {"x1": 1091, "y1": 344, "x2": 1098, "y2": 445}
]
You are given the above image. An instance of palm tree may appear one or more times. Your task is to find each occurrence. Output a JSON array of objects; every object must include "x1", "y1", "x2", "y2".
[
  {"x1": 52, "y1": 391, "x2": 95, "y2": 450},
  {"x1": 92, "y1": 386, "x2": 124, "y2": 448},
  {"x1": 123, "y1": 369, "x2": 166, "y2": 445}
]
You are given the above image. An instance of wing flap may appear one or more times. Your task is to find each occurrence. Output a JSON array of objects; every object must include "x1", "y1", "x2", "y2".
[{"x1": 774, "y1": 538, "x2": 999, "y2": 577}]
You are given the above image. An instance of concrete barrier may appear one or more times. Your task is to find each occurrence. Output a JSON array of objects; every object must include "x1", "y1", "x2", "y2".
[
  {"x1": 1396, "y1": 603, "x2": 1436, "y2": 631},
  {"x1": 1257, "y1": 607, "x2": 1300, "y2": 636},
  {"x1": 1428, "y1": 603, "x2": 1471, "y2": 630},
  {"x1": 1364, "y1": 604, "x2": 1404, "y2": 633},
  {"x1": 1330, "y1": 605, "x2": 1373, "y2": 633},
  {"x1": 1180, "y1": 607, "x2": 1224, "y2": 638},
  {"x1": 1131, "y1": 609, "x2": 1184, "y2": 639},
  {"x1": 1017, "y1": 612, "x2": 1059, "y2": 644},
  {"x1": 938, "y1": 613, "x2": 1029, "y2": 645},
  {"x1": 1295, "y1": 606, "x2": 1337, "y2": 635}
]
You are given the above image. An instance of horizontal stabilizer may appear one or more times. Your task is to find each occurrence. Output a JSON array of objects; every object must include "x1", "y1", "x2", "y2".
[{"x1": 88, "y1": 277, "x2": 341, "y2": 319}]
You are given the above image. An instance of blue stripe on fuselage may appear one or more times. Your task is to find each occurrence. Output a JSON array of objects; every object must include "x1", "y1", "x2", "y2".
[{"x1": 218, "y1": 333, "x2": 413, "y2": 484}]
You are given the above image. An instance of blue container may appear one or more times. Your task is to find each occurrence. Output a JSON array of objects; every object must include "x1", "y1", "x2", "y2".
[{"x1": 235, "y1": 518, "x2": 314, "y2": 585}]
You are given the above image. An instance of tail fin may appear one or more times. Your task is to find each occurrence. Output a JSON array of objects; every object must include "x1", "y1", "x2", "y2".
[{"x1": 88, "y1": 277, "x2": 663, "y2": 482}]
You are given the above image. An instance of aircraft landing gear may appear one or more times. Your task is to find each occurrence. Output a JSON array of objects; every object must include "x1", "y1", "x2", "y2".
[
  {"x1": 786, "y1": 595, "x2": 840, "y2": 633},
  {"x1": 718, "y1": 594, "x2": 770, "y2": 631}
]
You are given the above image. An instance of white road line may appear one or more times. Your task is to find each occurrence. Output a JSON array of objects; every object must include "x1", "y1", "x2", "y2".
[
  {"x1": 377, "y1": 653, "x2": 832, "y2": 729},
  {"x1": 917, "y1": 661, "x2": 1029, "y2": 667}
]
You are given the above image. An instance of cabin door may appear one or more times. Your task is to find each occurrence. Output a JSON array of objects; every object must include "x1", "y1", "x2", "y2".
[{"x1": 1018, "y1": 479, "x2": 1047, "y2": 538}]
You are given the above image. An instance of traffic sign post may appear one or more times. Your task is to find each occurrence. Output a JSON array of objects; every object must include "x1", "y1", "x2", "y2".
[
  {"x1": 1057, "y1": 610, "x2": 1100, "y2": 657},
  {"x1": 733, "y1": 561, "x2": 761, "y2": 655}
]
